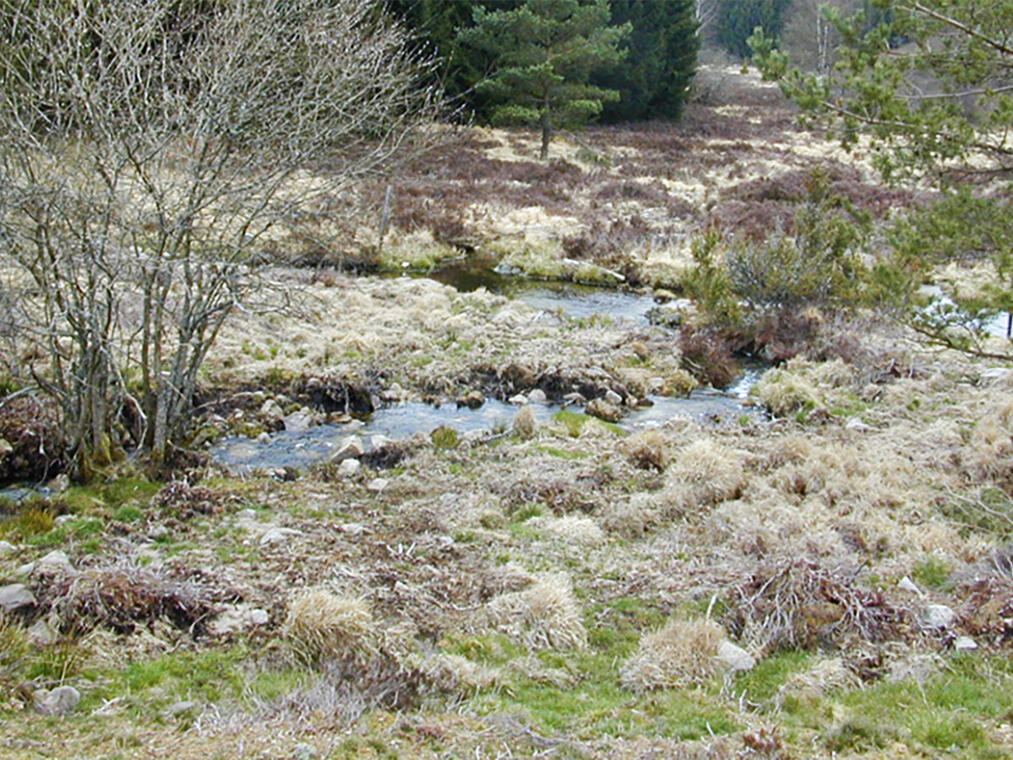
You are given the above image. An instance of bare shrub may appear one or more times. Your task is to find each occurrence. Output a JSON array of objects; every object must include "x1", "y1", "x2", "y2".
[
  {"x1": 42, "y1": 564, "x2": 230, "y2": 636},
  {"x1": 0, "y1": 395, "x2": 68, "y2": 482},
  {"x1": 726, "y1": 559, "x2": 911, "y2": 654},
  {"x1": 623, "y1": 429, "x2": 671, "y2": 471},
  {"x1": 620, "y1": 618, "x2": 725, "y2": 691},
  {"x1": 0, "y1": 0, "x2": 438, "y2": 472},
  {"x1": 151, "y1": 481, "x2": 230, "y2": 520}
]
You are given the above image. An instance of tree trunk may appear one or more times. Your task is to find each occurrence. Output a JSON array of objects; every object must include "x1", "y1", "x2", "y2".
[{"x1": 540, "y1": 104, "x2": 552, "y2": 161}]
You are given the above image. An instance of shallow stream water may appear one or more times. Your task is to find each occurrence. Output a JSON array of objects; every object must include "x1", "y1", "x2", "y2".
[{"x1": 210, "y1": 263, "x2": 765, "y2": 473}]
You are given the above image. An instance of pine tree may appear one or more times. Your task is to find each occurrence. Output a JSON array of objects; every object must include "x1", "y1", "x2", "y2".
[
  {"x1": 716, "y1": 0, "x2": 792, "y2": 59},
  {"x1": 596, "y1": 0, "x2": 699, "y2": 122},
  {"x1": 461, "y1": 0, "x2": 630, "y2": 159}
]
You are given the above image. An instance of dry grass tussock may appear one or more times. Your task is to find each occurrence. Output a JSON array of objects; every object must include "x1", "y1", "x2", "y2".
[
  {"x1": 776, "y1": 657, "x2": 860, "y2": 707},
  {"x1": 663, "y1": 439, "x2": 746, "y2": 511},
  {"x1": 620, "y1": 618, "x2": 725, "y2": 691},
  {"x1": 527, "y1": 514, "x2": 605, "y2": 545},
  {"x1": 282, "y1": 590, "x2": 378, "y2": 664},
  {"x1": 479, "y1": 573, "x2": 588, "y2": 651}
]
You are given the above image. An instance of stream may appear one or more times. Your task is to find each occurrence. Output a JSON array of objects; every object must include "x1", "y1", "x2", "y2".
[{"x1": 210, "y1": 264, "x2": 765, "y2": 474}]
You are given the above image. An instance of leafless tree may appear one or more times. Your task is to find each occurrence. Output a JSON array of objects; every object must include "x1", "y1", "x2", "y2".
[{"x1": 0, "y1": 0, "x2": 440, "y2": 475}]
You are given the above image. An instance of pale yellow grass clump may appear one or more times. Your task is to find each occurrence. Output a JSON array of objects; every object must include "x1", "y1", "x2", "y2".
[
  {"x1": 528, "y1": 514, "x2": 605, "y2": 545},
  {"x1": 601, "y1": 492, "x2": 662, "y2": 537},
  {"x1": 753, "y1": 367, "x2": 820, "y2": 416},
  {"x1": 623, "y1": 429, "x2": 672, "y2": 470},
  {"x1": 283, "y1": 589, "x2": 378, "y2": 664},
  {"x1": 777, "y1": 658, "x2": 859, "y2": 707},
  {"x1": 963, "y1": 399, "x2": 1013, "y2": 481},
  {"x1": 481, "y1": 573, "x2": 588, "y2": 651},
  {"x1": 664, "y1": 439, "x2": 746, "y2": 510},
  {"x1": 620, "y1": 618, "x2": 724, "y2": 691},
  {"x1": 415, "y1": 653, "x2": 501, "y2": 694}
]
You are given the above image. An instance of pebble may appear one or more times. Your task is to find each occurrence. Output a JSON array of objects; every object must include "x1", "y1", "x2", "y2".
[
  {"x1": 526, "y1": 388, "x2": 548, "y2": 404},
  {"x1": 366, "y1": 478, "x2": 389, "y2": 492},
  {"x1": 920, "y1": 603, "x2": 956, "y2": 629},
  {"x1": 954, "y1": 636, "x2": 978, "y2": 652},
  {"x1": 259, "y1": 527, "x2": 303, "y2": 545},
  {"x1": 604, "y1": 389, "x2": 623, "y2": 406},
  {"x1": 716, "y1": 640, "x2": 755, "y2": 672},
  {"x1": 0, "y1": 583, "x2": 36, "y2": 612},
  {"x1": 0, "y1": 540, "x2": 17, "y2": 556},
  {"x1": 34, "y1": 685, "x2": 81, "y2": 716},
  {"x1": 328, "y1": 436, "x2": 364, "y2": 463},
  {"x1": 508, "y1": 393, "x2": 527, "y2": 405},
  {"x1": 338, "y1": 458, "x2": 361, "y2": 477},
  {"x1": 897, "y1": 575, "x2": 924, "y2": 597},
  {"x1": 207, "y1": 604, "x2": 270, "y2": 635}
]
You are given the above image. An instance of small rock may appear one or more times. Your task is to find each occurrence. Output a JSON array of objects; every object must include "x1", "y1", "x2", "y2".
[
  {"x1": 456, "y1": 390, "x2": 485, "y2": 409},
  {"x1": 19, "y1": 549, "x2": 76, "y2": 578},
  {"x1": 586, "y1": 397, "x2": 622, "y2": 423},
  {"x1": 370, "y1": 434, "x2": 393, "y2": 451},
  {"x1": 260, "y1": 527, "x2": 303, "y2": 545},
  {"x1": 508, "y1": 393, "x2": 528, "y2": 405},
  {"x1": 897, "y1": 576, "x2": 924, "y2": 597},
  {"x1": 260, "y1": 399, "x2": 284, "y2": 418},
  {"x1": 328, "y1": 436, "x2": 364, "y2": 463},
  {"x1": 920, "y1": 604, "x2": 956, "y2": 629},
  {"x1": 55, "y1": 514, "x2": 75, "y2": 525},
  {"x1": 604, "y1": 389, "x2": 623, "y2": 406},
  {"x1": 0, "y1": 583, "x2": 36, "y2": 612},
  {"x1": 366, "y1": 478, "x2": 389, "y2": 492},
  {"x1": 34, "y1": 685, "x2": 81, "y2": 716},
  {"x1": 380, "y1": 383, "x2": 404, "y2": 402},
  {"x1": 527, "y1": 388, "x2": 548, "y2": 404},
  {"x1": 208, "y1": 604, "x2": 270, "y2": 635},
  {"x1": 164, "y1": 700, "x2": 197, "y2": 718},
  {"x1": 293, "y1": 742, "x2": 317, "y2": 760},
  {"x1": 0, "y1": 438, "x2": 12, "y2": 455},
  {"x1": 513, "y1": 406, "x2": 536, "y2": 438},
  {"x1": 845, "y1": 417, "x2": 872, "y2": 432},
  {"x1": 236, "y1": 508, "x2": 258, "y2": 521},
  {"x1": 0, "y1": 540, "x2": 18, "y2": 556},
  {"x1": 338, "y1": 458, "x2": 361, "y2": 477},
  {"x1": 954, "y1": 636, "x2": 978, "y2": 652},
  {"x1": 339, "y1": 522, "x2": 369, "y2": 535},
  {"x1": 27, "y1": 618, "x2": 56, "y2": 647},
  {"x1": 256, "y1": 432, "x2": 271, "y2": 444},
  {"x1": 563, "y1": 392, "x2": 586, "y2": 405},
  {"x1": 283, "y1": 410, "x2": 314, "y2": 433},
  {"x1": 716, "y1": 640, "x2": 756, "y2": 672}
]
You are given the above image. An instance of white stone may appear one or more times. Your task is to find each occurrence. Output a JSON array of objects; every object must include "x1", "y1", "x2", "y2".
[
  {"x1": 0, "y1": 438, "x2": 13, "y2": 455},
  {"x1": 954, "y1": 636, "x2": 978, "y2": 652},
  {"x1": 256, "y1": 432, "x2": 271, "y2": 444},
  {"x1": 208, "y1": 603, "x2": 270, "y2": 635},
  {"x1": 34, "y1": 685, "x2": 80, "y2": 715},
  {"x1": 370, "y1": 434, "x2": 393, "y2": 450},
  {"x1": 0, "y1": 540, "x2": 17, "y2": 556},
  {"x1": 716, "y1": 640, "x2": 755, "y2": 672},
  {"x1": 981, "y1": 367, "x2": 1011, "y2": 382},
  {"x1": 339, "y1": 522, "x2": 368, "y2": 535},
  {"x1": 526, "y1": 389, "x2": 548, "y2": 404},
  {"x1": 338, "y1": 458, "x2": 361, "y2": 477},
  {"x1": 0, "y1": 583, "x2": 35, "y2": 612},
  {"x1": 284, "y1": 410, "x2": 314, "y2": 433},
  {"x1": 604, "y1": 389, "x2": 623, "y2": 406},
  {"x1": 921, "y1": 604, "x2": 956, "y2": 629},
  {"x1": 897, "y1": 576, "x2": 924, "y2": 597},
  {"x1": 366, "y1": 478, "x2": 389, "y2": 492},
  {"x1": 260, "y1": 399, "x2": 284, "y2": 418},
  {"x1": 259, "y1": 527, "x2": 303, "y2": 545},
  {"x1": 845, "y1": 417, "x2": 872, "y2": 432},
  {"x1": 27, "y1": 618, "x2": 56, "y2": 647},
  {"x1": 508, "y1": 393, "x2": 527, "y2": 405},
  {"x1": 329, "y1": 436, "x2": 364, "y2": 463}
]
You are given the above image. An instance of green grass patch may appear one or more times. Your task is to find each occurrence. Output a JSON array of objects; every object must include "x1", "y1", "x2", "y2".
[
  {"x1": 912, "y1": 555, "x2": 952, "y2": 588},
  {"x1": 813, "y1": 654, "x2": 1013, "y2": 758},
  {"x1": 734, "y1": 649, "x2": 812, "y2": 703},
  {"x1": 531, "y1": 444, "x2": 589, "y2": 460}
]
